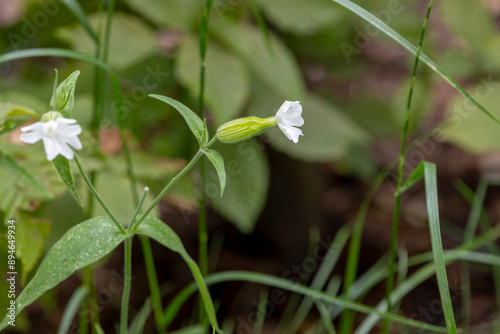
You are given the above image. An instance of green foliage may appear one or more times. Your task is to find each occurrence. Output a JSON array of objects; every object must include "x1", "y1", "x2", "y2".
[
  {"x1": 0, "y1": 216, "x2": 127, "y2": 331},
  {"x1": 49, "y1": 70, "x2": 80, "y2": 118},
  {"x1": 0, "y1": 91, "x2": 40, "y2": 134},
  {"x1": 176, "y1": 37, "x2": 249, "y2": 125},
  {"x1": 206, "y1": 140, "x2": 269, "y2": 233},
  {"x1": 255, "y1": 0, "x2": 342, "y2": 35},
  {"x1": 53, "y1": 155, "x2": 83, "y2": 207},
  {"x1": 213, "y1": 20, "x2": 305, "y2": 100},
  {"x1": 442, "y1": 82, "x2": 500, "y2": 153},
  {"x1": 203, "y1": 149, "x2": 226, "y2": 197},
  {"x1": 135, "y1": 216, "x2": 220, "y2": 331},
  {"x1": 56, "y1": 13, "x2": 157, "y2": 71}
]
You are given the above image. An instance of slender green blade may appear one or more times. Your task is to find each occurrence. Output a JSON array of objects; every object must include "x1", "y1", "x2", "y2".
[
  {"x1": 149, "y1": 94, "x2": 204, "y2": 144},
  {"x1": 330, "y1": 0, "x2": 500, "y2": 126},
  {"x1": 57, "y1": 286, "x2": 89, "y2": 334},
  {"x1": 60, "y1": 0, "x2": 99, "y2": 43},
  {"x1": 53, "y1": 155, "x2": 84, "y2": 207},
  {"x1": 397, "y1": 162, "x2": 424, "y2": 195},
  {"x1": 0, "y1": 217, "x2": 126, "y2": 330},
  {"x1": 203, "y1": 149, "x2": 226, "y2": 197},
  {"x1": 423, "y1": 162, "x2": 457, "y2": 334},
  {"x1": 134, "y1": 216, "x2": 220, "y2": 332}
]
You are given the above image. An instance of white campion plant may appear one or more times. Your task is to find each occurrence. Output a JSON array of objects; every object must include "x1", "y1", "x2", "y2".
[{"x1": 19, "y1": 111, "x2": 82, "y2": 161}]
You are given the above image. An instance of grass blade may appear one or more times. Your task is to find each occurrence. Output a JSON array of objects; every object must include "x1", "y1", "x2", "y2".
[
  {"x1": 330, "y1": 0, "x2": 500, "y2": 126},
  {"x1": 57, "y1": 286, "x2": 89, "y2": 334},
  {"x1": 61, "y1": 0, "x2": 98, "y2": 43}
]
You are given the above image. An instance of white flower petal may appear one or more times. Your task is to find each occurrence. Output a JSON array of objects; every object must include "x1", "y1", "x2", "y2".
[
  {"x1": 277, "y1": 101, "x2": 302, "y2": 116},
  {"x1": 281, "y1": 114, "x2": 304, "y2": 127},
  {"x1": 19, "y1": 130, "x2": 43, "y2": 144},
  {"x1": 56, "y1": 118, "x2": 78, "y2": 125},
  {"x1": 65, "y1": 135, "x2": 82, "y2": 150},
  {"x1": 20, "y1": 122, "x2": 43, "y2": 133},
  {"x1": 278, "y1": 124, "x2": 303, "y2": 143},
  {"x1": 57, "y1": 137, "x2": 74, "y2": 160},
  {"x1": 42, "y1": 137, "x2": 60, "y2": 161}
]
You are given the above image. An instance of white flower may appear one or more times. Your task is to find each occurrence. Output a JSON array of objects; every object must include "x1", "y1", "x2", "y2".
[
  {"x1": 19, "y1": 112, "x2": 82, "y2": 161},
  {"x1": 273, "y1": 101, "x2": 304, "y2": 143}
]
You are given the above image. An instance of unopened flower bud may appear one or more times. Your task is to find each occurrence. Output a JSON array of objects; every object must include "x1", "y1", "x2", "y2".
[{"x1": 216, "y1": 116, "x2": 276, "y2": 144}]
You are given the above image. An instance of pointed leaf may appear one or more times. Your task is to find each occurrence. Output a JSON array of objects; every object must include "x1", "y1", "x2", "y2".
[
  {"x1": 49, "y1": 70, "x2": 80, "y2": 118},
  {"x1": 0, "y1": 150, "x2": 51, "y2": 198},
  {"x1": 0, "y1": 216, "x2": 126, "y2": 330},
  {"x1": 149, "y1": 94, "x2": 204, "y2": 144},
  {"x1": 203, "y1": 149, "x2": 226, "y2": 197},
  {"x1": 396, "y1": 162, "x2": 425, "y2": 196},
  {"x1": 53, "y1": 155, "x2": 83, "y2": 207},
  {"x1": 134, "y1": 216, "x2": 220, "y2": 331}
]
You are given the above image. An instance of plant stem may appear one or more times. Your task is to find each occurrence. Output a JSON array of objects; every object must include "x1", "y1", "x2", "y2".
[
  {"x1": 73, "y1": 152, "x2": 125, "y2": 233},
  {"x1": 120, "y1": 237, "x2": 132, "y2": 334},
  {"x1": 139, "y1": 236, "x2": 165, "y2": 334},
  {"x1": 128, "y1": 187, "x2": 149, "y2": 231},
  {"x1": 133, "y1": 149, "x2": 206, "y2": 230},
  {"x1": 382, "y1": 1, "x2": 434, "y2": 333}
]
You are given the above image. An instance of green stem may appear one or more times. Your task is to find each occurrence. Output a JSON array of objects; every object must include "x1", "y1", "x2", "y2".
[
  {"x1": 73, "y1": 152, "x2": 125, "y2": 233},
  {"x1": 128, "y1": 187, "x2": 149, "y2": 231},
  {"x1": 120, "y1": 237, "x2": 133, "y2": 334},
  {"x1": 382, "y1": 1, "x2": 434, "y2": 333},
  {"x1": 139, "y1": 236, "x2": 165, "y2": 334},
  {"x1": 133, "y1": 149, "x2": 206, "y2": 230}
]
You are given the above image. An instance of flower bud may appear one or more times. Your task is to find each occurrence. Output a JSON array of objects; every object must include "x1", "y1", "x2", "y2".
[
  {"x1": 41, "y1": 111, "x2": 63, "y2": 123},
  {"x1": 216, "y1": 116, "x2": 276, "y2": 144}
]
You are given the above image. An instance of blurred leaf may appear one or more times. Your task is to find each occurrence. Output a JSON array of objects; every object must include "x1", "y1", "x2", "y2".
[
  {"x1": 248, "y1": 88, "x2": 369, "y2": 162},
  {"x1": 60, "y1": 0, "x2": 98, "y2": 42},
  {"x1": 207, "y1": 140, "x2": 269, "y2": 233},
  {"x1": 57, "y1": 286, "x2": 89, "y2": 334},
  {"x1": 176, "y1": 37, "x2": 249, "y2": 125},
  {"x1": 255, "y1": 0, "x2": 342, "y2": 35},
  {"x1": 135, "y1": 216, "x2": 220, "y2": 331},
  {"x1": 122, "y1": 0, "x2": 203, "y2": 29},
  {"x1": 442, "y1": 82, "x2": 500, "y2": 153},
  {"x1": 0, "y1": 150, "x2": 51, "y2": 198},
  {"x1": 53, "y1": 156, "x2": 83, "y2": 207},
  {"x1": 212, "y1": 21, "x2": 305, "y2": 100},
  {"x1": 79, "y1": 169, "x2": 159, "y2": 225},
  {"x1": 0, "y1": 91, "x2": 44, "y2": 134},
  {"x1": 149, "y1": 94, "x2": 204, "y2": 144},
  {"x1": 440, "y1": 0, "x2": 500, "y2": 72},
  {"x1": 0, "y1": 216, "x2": 126, "y2": 331},
  {"x1": 55, "y1": 13, "x2": 156, "y2": 71},
  {"x1": 203, "y1": 149, "x2": 226, "y2": 197},
  {"x1": 16, "y1": 213, "x2": 52, "y2": 285},
  {"x1": 49, "y1": 70, "x2": 80, "y2": 118}
]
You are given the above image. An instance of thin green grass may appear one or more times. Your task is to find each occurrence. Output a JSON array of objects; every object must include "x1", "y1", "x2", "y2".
[{"x1": 57, "y1": 286, "x2": 89, "y2": 334}]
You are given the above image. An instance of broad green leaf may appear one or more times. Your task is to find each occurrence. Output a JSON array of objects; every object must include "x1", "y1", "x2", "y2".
[
  {"x1": 206, "y1": 140, "x2": 269, "y2": 233},
  {"x1": 203, "y1": 149, "x2": 226, "y2": 197},
  {"x1": 16, "y1": 213, "x2": 51, "y2": 285},
  {"x1": 0, "y1": 216, "x2": 126, "y2": 330},
  {"x1": 442, "y1": 82, "x2": 500, "y2": 153},
  {"x1": 247, "y1": 89, "x2": 369, "y2": 162},
  {"x1": 53, "y1": 156, "x2": 83, "y2": 207},
  {"x1": 212, "y1": 21, "x2": 305, "y2": 100},
  {"x1": 330, "y1": 0, "x2": 500, "y2": 126},
  {"x1": 255, "y1": 0, "x2": 342, "y2": 35},
  {"x1": 176, "y1": 37, "x2": 249, "y2": 125},
  {"x1": 134, "y1": 216, "x2": 220, "y2": 331},
  {"x1": 55, "y1": 13, "x2": 156, "y2": 71},
  {"x1": 49, "y1": 70, "x2": 80, "y2": 118},
  {"x1": 149, "y1": 94, "x2": 204, "y2": 144},
  {"x1": 0, "y1": 150, "x2": 51, "y2": 198},
  {"x1": 122, "y1": 0, "x2": 203, "y2": 29}
]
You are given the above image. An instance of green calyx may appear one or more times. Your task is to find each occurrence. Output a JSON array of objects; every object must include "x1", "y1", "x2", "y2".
[
  {"x1": 216, "y1": 116, "x2": 277, "y2": 144},
  {"x1": 41, "y1": 111, "x2": 63, "y2": 122}
]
